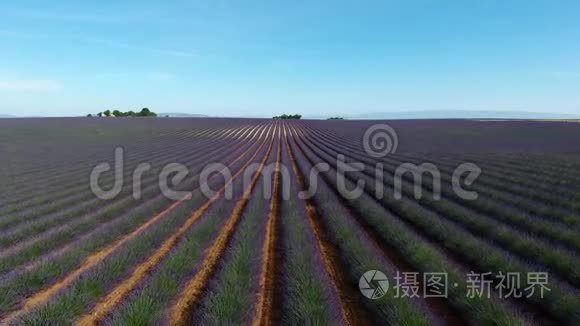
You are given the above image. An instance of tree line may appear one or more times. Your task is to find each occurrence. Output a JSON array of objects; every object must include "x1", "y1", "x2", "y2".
[
  {"x1": 273, "y1": 114, "x2": 302, "y2": 119},
  {"x1": 87, "y1": 108, "x2": 157, "y2": 118}
]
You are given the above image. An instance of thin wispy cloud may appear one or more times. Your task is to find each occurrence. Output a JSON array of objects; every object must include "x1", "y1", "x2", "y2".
[
  {"x1": 95, "y1": 72, "x2": 172, "y2": 82},
  {"x1": 0, "y1": 31, "x2": 193, "y2": 58},
  {"x1": 545, "y1": 71, "x2": 580, "y2": 79},
  {"x1": 87, "y1": 38, "x2": 194, "y2": 58},
  {"x1": 152, "y1": 49, "x2": 194, "y2": 58},
  {"x1": 0, "y1": 30, "x2": 70, "y2": 39},
  {"x1": 1, "y1": 9, "x2": 145, "y2": 23},
  {"x1": 0, "y1": 78, "x2": 63, "y2": 92},
  {"x1": 145, "y1": 72, "x2": 172, "y2": 82},
  {"x1": 95, "y1": 72, "x2": 130, "y2": 79}
]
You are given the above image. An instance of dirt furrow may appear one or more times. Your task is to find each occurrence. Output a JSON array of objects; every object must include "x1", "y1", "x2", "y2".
[
  {"x1": 169, "y1": 124, "x2": 276, "y2": 325},
  {"x1": 283, "y1": 123, "x2": 367, "y2": 326},
  {"x1": 287, "y1": 124, "x2": 467, "y2": 325},
  {"x1": 252, "y1": 127, "x2": 283, "y2": 326}
]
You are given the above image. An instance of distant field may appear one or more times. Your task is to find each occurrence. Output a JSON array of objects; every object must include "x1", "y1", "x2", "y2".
[{"x1": 0, "y1": 118, "x2": 579, "y2": 325}]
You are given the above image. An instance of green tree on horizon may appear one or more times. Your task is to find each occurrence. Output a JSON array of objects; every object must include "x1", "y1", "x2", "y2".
[
  {"x1": 89, "y1": 108, "x2": 157, "y2": 118},
  {"x1": 273, "y1": 114, "x2": 302, "y2": 120}
]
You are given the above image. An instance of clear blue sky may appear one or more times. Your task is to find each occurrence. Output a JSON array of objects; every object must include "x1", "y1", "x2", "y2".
[{"x1": 1, "y1": 0, "x2": 579, "y2": 117}]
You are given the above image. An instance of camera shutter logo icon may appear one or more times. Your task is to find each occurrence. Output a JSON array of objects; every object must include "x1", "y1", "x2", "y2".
[{"x1": 359, "y1": 270, "x2": 389, "y2": 299}]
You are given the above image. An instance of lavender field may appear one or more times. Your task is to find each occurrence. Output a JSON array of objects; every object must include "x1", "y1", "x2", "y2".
[{"x1": 0, "y1": 117, "x2": 579, "y2": 325}]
